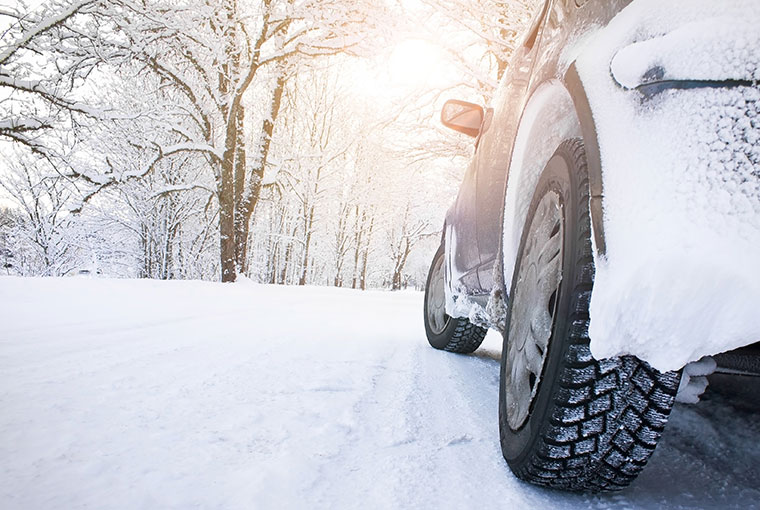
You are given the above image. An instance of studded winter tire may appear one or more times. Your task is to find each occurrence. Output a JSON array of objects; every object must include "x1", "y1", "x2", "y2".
[
  {"x1": 424, "y1": 244, "x2": 487, "y2": 354},
  {"x1": 498, "y1": 139, "x2": 681, "y2": 492}
]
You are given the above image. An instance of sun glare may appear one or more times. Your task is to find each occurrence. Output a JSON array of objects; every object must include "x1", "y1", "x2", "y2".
[
  {"x1": 387, "y1": 39, "x2": 452, "y2": 90},
  {"x1": 351, "y1": 38, "x2": 456, "y2": 101}
]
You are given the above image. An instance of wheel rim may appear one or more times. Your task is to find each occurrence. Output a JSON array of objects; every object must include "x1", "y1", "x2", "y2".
[
  {"x1": 426, "y1": 253, "x2": 450, "y2": 335},
  {"x1": 506, "y1": 190, "x2": 564, "y2": 430}
]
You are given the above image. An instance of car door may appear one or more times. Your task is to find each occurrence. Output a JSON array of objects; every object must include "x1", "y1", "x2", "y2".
[
  {"x1": 446, "y1": 157, "x2": 482, "y2": 293},
  {"x1": 473, "y1": 0, "x2": 552, "y2": 291}
]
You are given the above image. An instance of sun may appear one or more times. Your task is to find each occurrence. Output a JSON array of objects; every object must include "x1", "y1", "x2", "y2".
[
  {"x1": 346, "y1": 37, "x2": 458, "y2": 106},
  {"x1": 386, "y1": 39, "x2": 453, "y2": 91}
]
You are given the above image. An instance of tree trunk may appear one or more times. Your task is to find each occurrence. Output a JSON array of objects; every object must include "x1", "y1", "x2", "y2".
[
  {"x1": 235, "y1": 72, "x2": 287, "y2": 278},
  {"x1": 219, "y1": 113, "x2": 238, "y2": 282},
  {"x1": 281, "y1": 218, "x2": 298, "y2": 284},
  {"x1": 360, "y1": 245, "x2": 370, "y2": 291},
  {"x1": 233, "y1": 103, "x2": 248, "y2": 275},
  {"x1": 358, "y1": 214, "x2": 374, "y2": 290},
  {"x1": 218, "y1": 0, "x2": 239, "y2": 283},
  {"x1": 299, "y1": 204, "x2": 315, "y2": 286},
  {"x1": 351, "y1": 205, "x2": 365, "y2": 289},
  {"x1": 392, "y1": 238, "x2": 410, "y2": 291},
  {"x1": 268, "y1": 227, "x2": 279, "y2": 284},
  {"x1": 280, "y1": 242, "x2": 292, "y2": 284}
]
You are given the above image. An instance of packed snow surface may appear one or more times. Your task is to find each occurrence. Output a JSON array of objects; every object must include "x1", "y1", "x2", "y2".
[
  {"x1": 2, "y1": 277, "x2": 760, "y2": 509},
  {"x1": 575, "y1": 0, "x2": 760, "y2": 371}
]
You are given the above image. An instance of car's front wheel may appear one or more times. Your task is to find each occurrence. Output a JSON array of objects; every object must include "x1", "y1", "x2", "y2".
[
  {"x1": 424, "y1": 245, "x2": 487, "y2": 354},
  {"x1": 499, "y1": 139, "x2": 680, "y2": 492}
]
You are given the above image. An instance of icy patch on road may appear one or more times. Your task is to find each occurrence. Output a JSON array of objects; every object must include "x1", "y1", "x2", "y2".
[{"x1": 575, "y1": 0, "x2": 760, "y2": 371}]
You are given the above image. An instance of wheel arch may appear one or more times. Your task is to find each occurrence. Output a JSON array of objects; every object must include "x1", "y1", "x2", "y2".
[
  {"x1": 501, "y1": 67, "x2": 606, "y2": 292},
  {"x1": 564, "y1": 62, "x2": 606, "y2": 258}
]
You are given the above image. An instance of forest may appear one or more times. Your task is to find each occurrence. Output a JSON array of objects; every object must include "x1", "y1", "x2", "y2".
[{"x1": 0, "y1": 0, "x2": 536, "y2": 289}]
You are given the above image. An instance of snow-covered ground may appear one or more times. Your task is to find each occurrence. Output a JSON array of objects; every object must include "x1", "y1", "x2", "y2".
[{"x1": 1, "y1": 277, "x2": 759, "y2": 509}]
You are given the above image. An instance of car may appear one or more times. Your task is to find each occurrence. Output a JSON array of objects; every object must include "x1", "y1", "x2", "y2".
[{"x1": 423, "y1": 0, "x2": 760, "y2": 492}]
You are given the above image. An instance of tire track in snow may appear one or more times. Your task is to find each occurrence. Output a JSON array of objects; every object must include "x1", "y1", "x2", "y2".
[{"x1": 305, "y1": 332, "x2": 551, "y2": 509}]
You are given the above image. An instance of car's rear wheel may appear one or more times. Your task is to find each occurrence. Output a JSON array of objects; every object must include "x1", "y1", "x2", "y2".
[
  {"x1": 499, "y1": 139, "x2": 680, "y2": 492},
  {"x1": 424, "y1": 245, "x2": 487, "y2": 354}
]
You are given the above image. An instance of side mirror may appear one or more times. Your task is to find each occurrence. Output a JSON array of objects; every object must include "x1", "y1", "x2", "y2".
[{"x1": 441, "y1": 99, "x2": 484, "y2": 137}]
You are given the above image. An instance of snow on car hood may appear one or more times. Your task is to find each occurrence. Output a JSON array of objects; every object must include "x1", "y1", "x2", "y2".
[
  {"x1": 575, "y1": 0, "x2": 760, "y2": 371},
  {"x1": 610, "y1": 18, "x2": 760, "y2": 89}
]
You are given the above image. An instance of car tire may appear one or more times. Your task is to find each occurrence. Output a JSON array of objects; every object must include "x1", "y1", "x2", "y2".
[
  {"x1": 424, "y1": 244, "x2": 488, "y2": 354},
  {"x1": 498, "y1": 139, "x2": 680, "y2": 492}
]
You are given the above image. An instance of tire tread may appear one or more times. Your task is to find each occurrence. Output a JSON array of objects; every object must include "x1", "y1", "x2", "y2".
[
  {"x1": 505, "y1": 139, "x2": 680, "y2": 492},
  {"x1": 442, "y1": 319, "x2": 488, "y2": 354},
  {"x1": 423, "y1": 245, "x2": 488, "y2": 354}
]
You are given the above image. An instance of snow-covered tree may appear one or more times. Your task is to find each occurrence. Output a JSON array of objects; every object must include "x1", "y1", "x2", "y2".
[
  {"x1": 55, "y1": 0, "x2": 392, "y2": 281},
  {"x1": 0, "y1": 0, "x2": 541, "y2": 288},
  {"x1": 0, "y1": 153, "x2": 83, "y2": 275},
  {"x1": 0, "y1": 0, "x2": 116, "y2": 155}
]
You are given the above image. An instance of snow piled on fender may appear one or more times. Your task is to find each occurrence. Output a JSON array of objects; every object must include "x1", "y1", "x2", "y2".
[
  {"x1": 575, "y1": 0, "x2": 760, "y2": 371},
  {"x1": 610, "y1": 19, "x2": 760, "y2": 89}
]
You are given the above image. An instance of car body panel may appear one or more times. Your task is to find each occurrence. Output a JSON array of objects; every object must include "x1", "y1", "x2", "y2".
[{"x1": 441, "y1": 0, "x2": 760, "y2": 370}]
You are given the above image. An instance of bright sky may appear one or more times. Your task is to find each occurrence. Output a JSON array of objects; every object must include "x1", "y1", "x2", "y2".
[
  {"x1": 351, "y1": 37, "x2": 462, "y2": 101},
  {"x1": 386, "y1": 39, "x2": 455, "y2": 90}
]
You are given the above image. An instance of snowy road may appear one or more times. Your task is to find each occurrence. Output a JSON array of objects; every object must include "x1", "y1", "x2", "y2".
[{"x1": 1, "y1": 277, "x2": 759, "y2": 509}]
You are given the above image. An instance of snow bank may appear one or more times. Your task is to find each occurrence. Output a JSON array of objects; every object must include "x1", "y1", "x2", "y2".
[{"x1": 576, "y1": 0, "x2": 760, "y2": 371}]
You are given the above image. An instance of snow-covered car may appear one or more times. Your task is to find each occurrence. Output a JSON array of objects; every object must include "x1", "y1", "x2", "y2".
[{"x1": 423, "y1": 0, "x2": 760, "y2": 492}]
